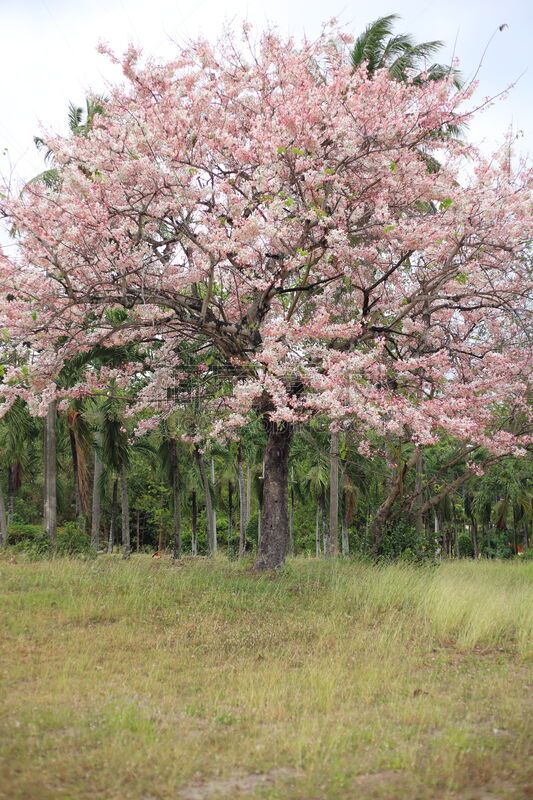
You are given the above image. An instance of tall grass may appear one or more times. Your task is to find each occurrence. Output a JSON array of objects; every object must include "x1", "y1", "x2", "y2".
[
  {"x1": 1, "y1": 555, "x2": 531, "y2": 800},
  {"x1": 2, "y1": 555, "x2": 531, "y2": 654}
]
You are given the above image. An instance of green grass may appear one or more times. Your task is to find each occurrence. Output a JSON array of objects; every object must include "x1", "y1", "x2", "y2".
[{"x1": 0, "y1": 555, "x2": 531, "y2": 799}]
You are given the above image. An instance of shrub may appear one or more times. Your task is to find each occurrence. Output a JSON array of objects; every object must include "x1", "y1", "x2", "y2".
[
  {"x1": 457, "y1": 532, "x2": 475, "y2": 558},
  {"x1": 7, "y1": 523, "x2": 46, "y2": 546},
  {"x1": 56, "y1": 522, "x2": 93, "y2": 556},
  {"x1": 6, "y1": 520, "x2": 94, "y2": 558},
  {"x1": 7, "y1": 523, "x2": 50, "y2": 557}
]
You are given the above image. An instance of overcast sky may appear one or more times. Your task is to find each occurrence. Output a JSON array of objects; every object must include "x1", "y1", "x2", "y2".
[{"x1": 1, "y1": 0, "x2": 531, "y2": 183}]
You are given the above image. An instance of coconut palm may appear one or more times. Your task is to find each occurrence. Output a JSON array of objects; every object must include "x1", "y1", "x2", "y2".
[{"x1": 351, "y1": 14, "x2": 459, "y2": 85}]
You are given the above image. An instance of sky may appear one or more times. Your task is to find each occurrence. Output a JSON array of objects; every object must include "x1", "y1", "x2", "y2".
[{"x1": 0, "y1": 0, "x2": 531, "y2": 183}]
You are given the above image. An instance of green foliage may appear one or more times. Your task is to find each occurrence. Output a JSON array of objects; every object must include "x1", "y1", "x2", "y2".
[
  {"x1": 379, "y1": 517, "x2": 427, "y2": 560},
  {"x1": 56, "y1": 522, "x2": 94, "y2": 556},
  {"x1": 457, "y1": 532, "x2": 474, "y2": 558},
  {"x1": 7, "y1": 523, "x2": 47, "y2": 547},
  {"x1": 6, "y1": 521, "x2": 93, "y2": 558}
]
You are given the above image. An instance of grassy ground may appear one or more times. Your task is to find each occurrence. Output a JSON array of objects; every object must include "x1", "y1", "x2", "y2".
[{"x1": 0, "y1": 555, "x2": 531, "y2": 800}]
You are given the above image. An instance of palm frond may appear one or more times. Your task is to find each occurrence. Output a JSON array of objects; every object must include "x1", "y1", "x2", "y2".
[{"x1": 351, "y1": 14, "x2": 399, "y2": 72}]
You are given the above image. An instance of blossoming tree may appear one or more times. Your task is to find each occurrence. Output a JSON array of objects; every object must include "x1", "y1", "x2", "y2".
[{"x1": 1, "y1": 27, "x2": 531, "y2": 568}]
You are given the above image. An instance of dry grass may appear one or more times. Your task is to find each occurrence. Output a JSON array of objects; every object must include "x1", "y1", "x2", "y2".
[{"x1": 0, "y1": 554, "x2": 531, "y2": 799}]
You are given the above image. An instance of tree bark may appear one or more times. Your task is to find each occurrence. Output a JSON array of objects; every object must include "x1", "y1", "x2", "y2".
[
  {"x1": 315, "y1": 504, "x2": 321, "y2": 556},
  {"x1": 69, "y1": 428, "x2": 82, "y2": 519},
  {"x1": 90, "y1": 434, "x2": 103, "y2": 550},
  {"x1": 328, "y1": 431, "x2": 339, "y2": 556},
  {"x1": 238, "y1": 445, "x2": 246, "y2": 557},
  {"x1": 7, "y1": 465, "x2": 17, "y2": 524},
  {"x1": 253, "y1": 422, "x2": 293, "y2": 571},
  {"x1": 44, "y1": 400, "x2": 57, "y2": 545},
  {"x1": 245, "y1": 464, "x2": 252, "y2": 527},
  {"x1": 172, "y1": 443, "x2": 181, "y2": 560},
  {"x1": 227, "y1": 480, "x2": 233, "y2": 551},
  {"x1": 108, "y1": 477, "x2": 118, "y2": 553},
  {"x1": 413, "y1": 446, "x2": 424, "y2": 537},
  {"x1": 191, "y1": 490, "x2": 198, "y2": 556},
  {"x1": 195, "y1": 448, "x2": 216, "y2": 555},
  {"x1": 371, "y1": 450, "x2": 418, "y2": 555},
  {"x1": 210, "y1": 457, "x2": 217, "y2": 549},
  {"x1": 341, "y1": 513, "x2": 349, "y2": 556},
  {"x1": 136, "y1": 510, "x2": 141, "y2": 552},
  {"x1": 0, "y1": 482, "x2": 7, "y2": 545},
  {"x1": 288, "y1": 480, "x2": 295, "y2": 556},
  {"x1": 121, "y1": 465, "x2": 130, "y2": 559}
]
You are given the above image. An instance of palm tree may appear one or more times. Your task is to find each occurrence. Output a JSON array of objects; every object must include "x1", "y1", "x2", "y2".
[
  {"x1": 351, "y1": 14, "x2": 459, "y2": 85},
  {"x1": 158, "y1": 421, "x2": 185, "y2": 560},
  {"x1": 292, "y1": 426, "x2": 330, "y2": 555},
  {"x1": 0, "y1": 399, "x2": 39, "y2": 526},
  {"x1": 100, "y1": 394, "x2": 131, "y2": 558},
  {"x1": 32, "y1": 96, "x2": 107, "y2": 188},
  {"x1": 28, "y1": 97, "x2": 107, "y2": 541}
]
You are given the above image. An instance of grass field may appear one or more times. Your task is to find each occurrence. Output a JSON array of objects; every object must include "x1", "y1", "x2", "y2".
[{"x1": 0, "y1": 555, "x2": 531, "y2": 800}]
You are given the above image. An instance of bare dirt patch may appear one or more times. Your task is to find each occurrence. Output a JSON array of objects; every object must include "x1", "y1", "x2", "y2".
[{"x1": 178, "y1": 767, "x2": 299, "y2": 799}]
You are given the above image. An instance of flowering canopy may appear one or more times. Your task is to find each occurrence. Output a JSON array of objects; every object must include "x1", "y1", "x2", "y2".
[{"x1": 0, "y1": 26, "x2": 531, "y2": 454}]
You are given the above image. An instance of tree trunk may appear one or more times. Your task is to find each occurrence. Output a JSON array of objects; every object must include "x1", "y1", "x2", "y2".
[
  {"x1": 121, "y1": 466, "x2": 130, "y2": 559},
  {"x1": 172, "y1": 447, "x2": 181, "y2": 560},
  {"x1": 328, "y1": 431, "x2": 339, "y2": 556},
  {"x1": 288, "y1": 480, "x2": 295, "y2": 556},
  {"x1": 108, "y1": 477, "x2": 118, "y2": 553},
  {"x1": 69, "y1": 428, "x2": 82, "y2": 519},
  {"x1": 210, "y1": 457, "x2": 217, "y2": 549},
  {"x1": 341, "y1": 513, "x2": 349, "y2": 556},
  {"x1": 227, "y1": 480, "x2": 233, "y2": 551},
  {"x1": 470, "y1": 518, "x2": 479, "y2": 558},
  {"x1": 136, "y1": 510, "x2": 141, "y2": 552},
  {"x1": 413, "y1": 446, "x2": 424, "y2": 537},
  {"x1": 195, "y1": 448, "x2": 216, "y2": 555},
  {"x1": 253, "y1": 422, "x2": 293, "y2": 571},
  {"x1": 245, "y1": 464, "x2": 252, "y2": 526},
  {"x1": 371, "y1": 451, "x2": 418, "y2": 555},
  {"x1": 44, "y1": 400, "x2": 57, "y2": 545},
  {"x1": 238, "y1": 446, "x2": 246, "y2": 558},
  {"x1": 0, "y1": 482, "x2": 7, "y2": 545},
  {"x1": 7, "y1": 465, "x2": 16, "y2": 524},
  {"x1": 90, "y1": 434, "x2": 103, "y2": 550},
  {"x1": 191, "y1": 490, "x2": 198, "y2": 556}
]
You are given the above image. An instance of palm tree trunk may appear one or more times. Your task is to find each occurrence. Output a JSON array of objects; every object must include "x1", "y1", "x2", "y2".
[
  {"x1": 108, "y1": 477, "x2": 118, "y2": 553},
  {"x1": 328, "y1": 431, "x2": 339, "y2": 555},
  {"x1": 245, "y1": 464, "x2": 252, "y2": 527},
  {"x1": 195, "y1": 447, "x2": 216, "y2": 555},
  {"x1": 120, "y1": 466, "x2": 130, "y2": 559},
  {"x1": 288, "y1": 481, "x2": 295, "y2": 556},
  {"x1": 69, "y1": 428, "x2": 82, "y2": 519},
  {"x1": 210, "y1": 457, "x2": 217, "y2": 549},
  {"x1": 191, "y1": 490, "x2": 198, "y2": 556},
  {"x1": 136, "y1": 510, "x2": 141, "y2": 552},
  {"x1": 341, "y1": 513, "x2": 349, "y2": 556},
  {"x1": 413, "y1": 446, "x2": 424, "y2": 537},
  {"x1": 90, "y1": 434, "x2": 103, "y2": 549},
  {"x1": 0, "y1": 482, "x2": 7, "y2": 545},
  {"x1": 7, "y1": 465, "x2": 16, "y2": 524},
  {"x1": 44, "y1": 400, "x2": 57, "y2": 545},
  {"x1": 238, "y1": 446, "x2": 246, "y2": 558},
  {"x1": 322, "y1": 500, "x2": 328, "y2": 554},
  {"x1": 227, "y1": 480, "x2": 233, "y2": 552},
  {"x1": 315, "y1": 504, "x2": 321, "y2": 556},
  {"x1": 172, "y1": 450, "x2": 181, "y2": 560}
]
